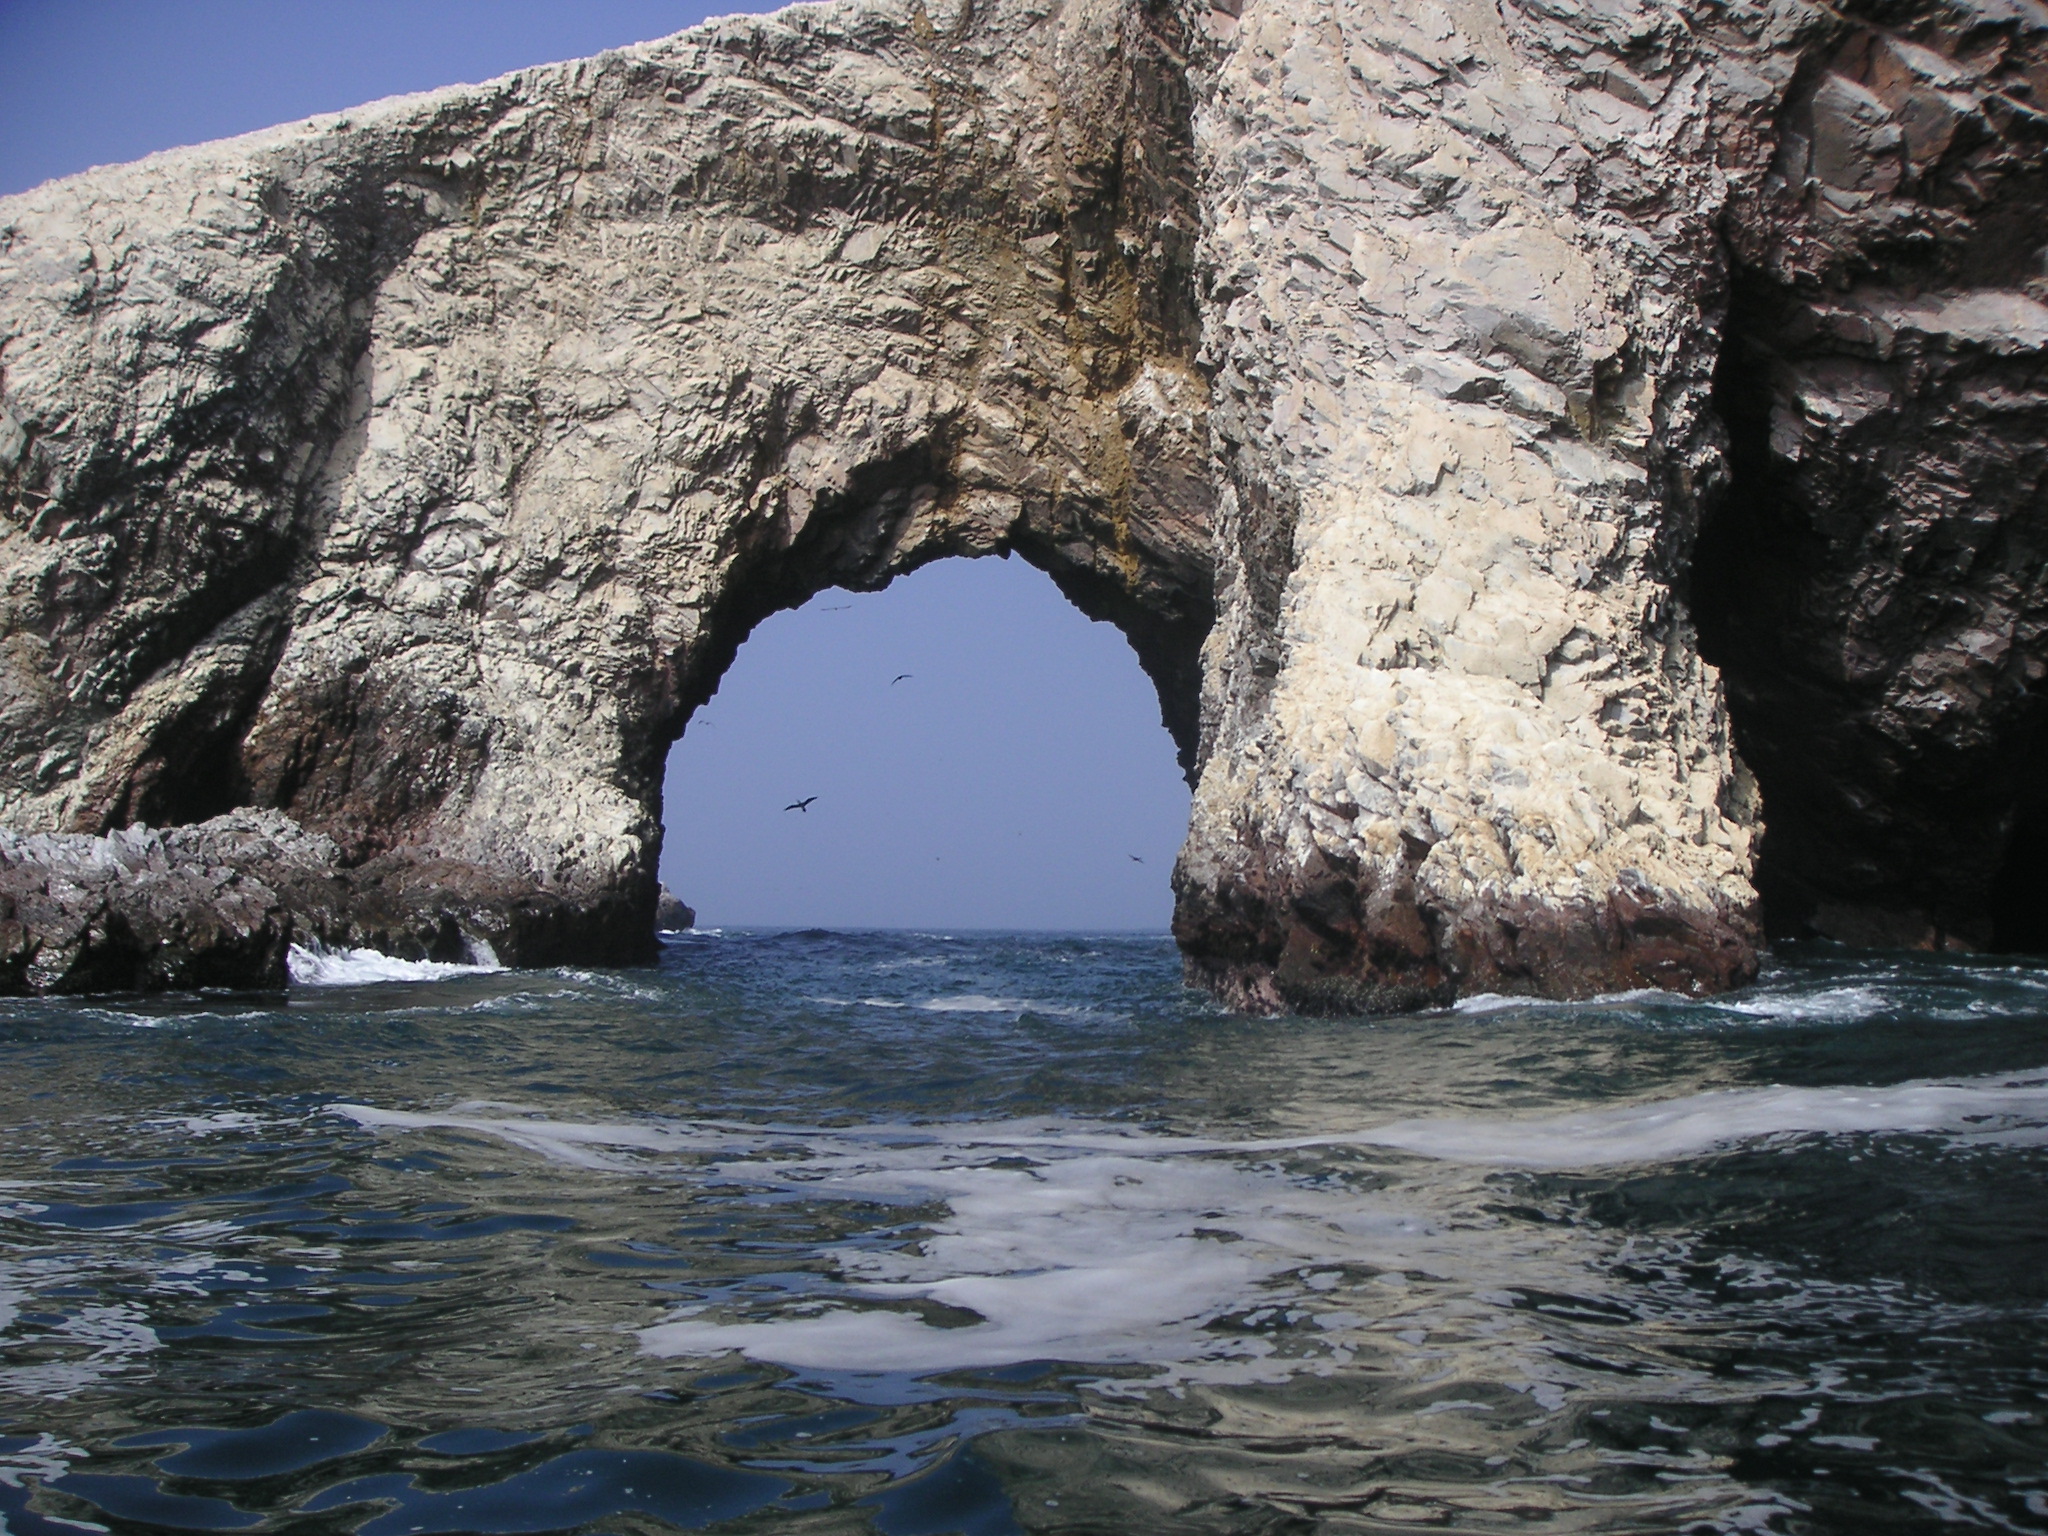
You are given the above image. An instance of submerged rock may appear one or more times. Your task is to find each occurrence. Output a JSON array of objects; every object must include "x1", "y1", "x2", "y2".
[{"x1": 0, "y1": 0, "x2": 2040, "y2": 1006}]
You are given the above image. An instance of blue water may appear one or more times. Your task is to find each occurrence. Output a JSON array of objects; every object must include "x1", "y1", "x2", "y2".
[{"x1": 2, "y1": 930, "x2": 2046, "y2": 1533}]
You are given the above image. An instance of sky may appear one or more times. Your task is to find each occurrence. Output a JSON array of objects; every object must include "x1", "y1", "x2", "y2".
[
  {"x1": 0, "y1": 1, "x2": 1195, "y2": 930},
  {"x1": 666, "y1": 560, "x2": 1190, "y2": 930}
]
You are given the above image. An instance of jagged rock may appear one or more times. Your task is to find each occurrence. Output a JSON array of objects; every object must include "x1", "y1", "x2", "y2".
[
  {"x1": 0, "y1": 0, "x2": 2041, "y2": 1006},
  {"x1": 0, "y1": 813, "x2": 303, "y2": 992},
  {"x1": 656, "y1": 884, "x2": 695, "y2": 931},
  {"x1": 0, "y1": 808, "x2": 599, "y2": 990}
]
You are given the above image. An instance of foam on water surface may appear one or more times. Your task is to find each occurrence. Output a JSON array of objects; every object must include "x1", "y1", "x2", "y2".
[
  {"x1": 1323, "y1": 1072, "x2": 2048, "y2": 1166},
  {"x1": 287, "y1": 942, "x2": 504, "y2": 987},
  {"x1": 333, "y1": 1067, "x2": 2048, "y2": 1377},
  {"x1": 13, "y1": 936, "x2": 2048, "y2": 1535}
]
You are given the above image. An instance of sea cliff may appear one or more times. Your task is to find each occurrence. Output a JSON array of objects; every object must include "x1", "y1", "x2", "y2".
[{"x1": 1, "y1": 0, "x2": 2041, "y2": 1003}]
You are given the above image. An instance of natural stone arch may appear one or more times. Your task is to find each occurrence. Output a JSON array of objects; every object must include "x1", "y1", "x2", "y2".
[
  {"x1": 2, "y1": 0, "x2": 2044, "y2": 1003},
  {"x1": 0, "y1": 0, "x2": 1214, "y2": 964}
]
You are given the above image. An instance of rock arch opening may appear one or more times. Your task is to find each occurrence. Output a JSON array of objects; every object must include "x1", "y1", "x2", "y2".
[
  {"x1": 658, "y1": 554, "x2": 1193, "y2": 930},
  {"x1": 7, "y1": 0, "x2": 2047, "y2": 1003}
]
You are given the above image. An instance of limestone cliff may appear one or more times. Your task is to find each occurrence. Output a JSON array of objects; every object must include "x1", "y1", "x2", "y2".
[{"x1": 0, "y1": 0, "x2": 2041, "y2": 1003}]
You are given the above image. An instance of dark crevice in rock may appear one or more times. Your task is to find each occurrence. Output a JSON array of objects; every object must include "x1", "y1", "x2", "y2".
[
  {"x1": 1695, "y1": 261, "x2": 2048, "y2": 953},
  {"x1": 1990, "y1": 698, "x2": 2048, "y2": 955}
]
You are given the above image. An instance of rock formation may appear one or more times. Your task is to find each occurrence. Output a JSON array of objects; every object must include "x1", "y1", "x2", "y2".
[
  {"x1": 656, "y1": 884, "x2": 696, "y2": 931},
  {"x1": 0, "y1": 0, "x2": 2040, "y2": 1003},
  {"x1": 0, "y1": 813, "x2": 305, "y2": 992}
]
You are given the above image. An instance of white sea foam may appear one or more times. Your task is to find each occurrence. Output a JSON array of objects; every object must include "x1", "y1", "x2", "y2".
[
  {"x1": 287, "y1": 942, "x2": 503, "y2": 987},
  {"x1": 337, "y1": 1069, "x2": 2048, "y2": 1377},
  {"x1": 1453, "y1": 988, "x2": 1670, "y2": 1016},
  {"x1": 330, "y1": 1102, "x2": 741, "y2": 1170},
  {"x1": 640, "y1": 1148, "x2": 1436, "y2": 1374},
  {"x1": 159, "y1": 1110, "x2": 274, "y2": 1137},
  {"x1": 1717, "y1": 985, "x2": 1897, "y2": 1023},
  {"x1": 337, "y1": 1071, "x2": 2048, "y2": 1177},
  {"x1": 917, "y1": 994, "x2": 1023, "y2": 1012},
  {"x1": 1319, "y1": 1073, "x2": 2048, "y2": 1167},
  {"x1": 917, "y1": 994, "x2": 1085, "y2": 1017}
]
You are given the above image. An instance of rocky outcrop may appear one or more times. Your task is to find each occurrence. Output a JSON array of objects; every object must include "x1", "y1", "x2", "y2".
[
  {"x1": 0, "y1": 809, "x2": 541, "y2": 993},
  {"x1": 1174, "y1": 0, "x2": 2046, "y2": 1005},
  {"x1": 0, "y1": 0, "x2": 1212, "y2": 981},
  {"x1": 1695, "y1": 20, "x2": 2048, "y2": 956},
  {"x1": 0, "y1": 0, "x2": 2041, "y2": 1004},
  {"x1": 0, "y1": 813, "x2": 303, "y2": 992},
  {"x1": 656, "y1": 884, "x2": 695, "y2": 931}
]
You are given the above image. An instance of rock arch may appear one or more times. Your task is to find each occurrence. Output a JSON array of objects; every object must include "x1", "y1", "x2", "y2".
[
  {"x1": 1, "y1": 0, "x2": 2043, "y2": 1002},
  {"x1": 0, "y1": 0, "x2": 1215, "y2": 966}
]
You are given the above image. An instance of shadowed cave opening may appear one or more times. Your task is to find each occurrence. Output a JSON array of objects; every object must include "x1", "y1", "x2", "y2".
[
  {"x1": 1693, "y1": 271, "x2": 2048, "y2": 956},
  {"x1": 1987, "y1": 684, "x2": 2048, "y2": 955},
  {"x1": 657, "y1": 556, "x2": 1194, "y2": 931}
]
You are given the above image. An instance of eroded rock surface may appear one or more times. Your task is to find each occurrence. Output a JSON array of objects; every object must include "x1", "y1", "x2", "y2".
[
  {"x1": 656, "y1": 884, "x2": 696, "y2": 932},
  {"x1": 1173, "y1": 0, "x2": 2045, "y2": 1007},
  {"x1": 0, "y1": 0, "x2": 1213, "y2": 975},
  {"x1": 0, "y1": 0, "x2": 2041, "y2": 1002},
  {"x1": 0, "y1": 813, "x2": 305, "y2": 992},
  {"x1": 1697, "y1": 15, "x2": 2048, "y2": 955}
]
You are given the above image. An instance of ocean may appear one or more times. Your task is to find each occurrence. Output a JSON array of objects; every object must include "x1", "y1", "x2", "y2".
[{"x1": 1, "y1": 929, "x2": 2043, "y2": 1533}]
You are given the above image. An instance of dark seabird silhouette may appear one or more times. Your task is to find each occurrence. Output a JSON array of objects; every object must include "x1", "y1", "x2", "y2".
[
  {"x1": 784, "y1": 797, "x2": 818, "y2": 813},
  {"x1": 1129, "y1": 854, "x2": 1144, "y2": 863},
  {"x1": 891, "y1": 673, "x2": 913, "y2": 685}
]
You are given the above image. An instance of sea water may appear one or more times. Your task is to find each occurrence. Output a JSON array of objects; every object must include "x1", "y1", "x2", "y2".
[{"x1": 1, "y1": 930, "x2": 2044, "y2": 1533}]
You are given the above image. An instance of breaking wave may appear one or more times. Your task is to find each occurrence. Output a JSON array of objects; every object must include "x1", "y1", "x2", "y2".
[{"x1": 287, "y1": 942, "x2": 504, "y2": 987}]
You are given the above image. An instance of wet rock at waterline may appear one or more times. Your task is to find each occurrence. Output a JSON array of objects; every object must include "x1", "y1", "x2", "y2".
[
  {"x1": 656, "y1": 884, "x2": 695, "y2": 933},
  {"x1": 0, "y1": 814, "x2": 300, "y2": 992},
  {"x1": 0, "y1": 809, "x2": 578, "y2": 993},
  {"x1": 0, "y1": 0, "x2": 2042, "y2": 1007}
]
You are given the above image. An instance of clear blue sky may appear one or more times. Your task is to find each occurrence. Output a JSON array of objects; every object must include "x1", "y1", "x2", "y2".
[
  {"x1": 668, "y1": 561, "x2": 1190, "y2": 930},
  {"x1": 0, "y1": 1, "x2": 1194, "y2": 930}
]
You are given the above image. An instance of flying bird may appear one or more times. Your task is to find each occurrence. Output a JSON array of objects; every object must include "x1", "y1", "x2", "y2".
[
  {"x1": 890, "y1": 673, "x2": 914, "y2": 685},
  {"x1": 1128, "y1": 854, "x2": 1144, "y2": 863},
  {"x1": 784, "y1": 796, "x2": 818, "y2": 813}
]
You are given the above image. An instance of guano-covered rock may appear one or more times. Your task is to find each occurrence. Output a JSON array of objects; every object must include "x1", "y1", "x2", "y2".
[{"x1": 0, "y1": 0, "x2": 2041, "y2": 1003}]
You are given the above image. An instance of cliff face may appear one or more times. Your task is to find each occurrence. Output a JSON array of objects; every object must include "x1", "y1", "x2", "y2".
[
  {"x1": 0, "y1": 0, "x2": 2041, "y2": 1002},
  {"x1": 1175, "y1": 0, "x2": 2047, "y2": 1007}
]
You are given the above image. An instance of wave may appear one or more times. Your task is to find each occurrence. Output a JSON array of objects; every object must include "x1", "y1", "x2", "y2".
[
  {"x1": 330, "y1": 1102, "x2": 736, "y2": 1169},
  {"x1": 1452, "y1": 988, "x2": 1671, "y2": 1015},
  {"x1": 287, "y1": 942, "x2": 504, "y2": 987},
  {"x1": 333, "y1": 1070, "x2": 2048, "y2": 1176}
]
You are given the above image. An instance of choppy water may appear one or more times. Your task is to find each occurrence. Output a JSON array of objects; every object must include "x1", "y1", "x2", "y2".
[{"x1": 2, "y1": 931, "x2": 2045, "y2": 1534}]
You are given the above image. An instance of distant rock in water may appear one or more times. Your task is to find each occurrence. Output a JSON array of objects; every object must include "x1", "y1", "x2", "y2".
[
  {"x1": 0, "y1": 0, "x2": 2040, "y2": 1007},
  {"x1": 656, "y1": 886, "x2": 695, "y2": 933}
]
